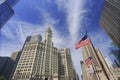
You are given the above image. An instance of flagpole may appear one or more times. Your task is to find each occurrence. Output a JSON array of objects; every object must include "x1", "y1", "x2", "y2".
[
  {"x1": 91, "y1": 41, "x2": 110, "y2": 80},
  {"x1": 86, "y1": 31, "x2": 110, "y2": 80},
  {"x1": 86, "y1": 31, "x2": 101, "y2": 80},
  {"x1": 91, "y1": 58, "x2": 101, "y2": 80},
  {"x1": 91, "y1": 62, "x2": 100, "y2": 80}
]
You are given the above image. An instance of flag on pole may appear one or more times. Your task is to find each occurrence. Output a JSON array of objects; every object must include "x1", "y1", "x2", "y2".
[
  {"x1": 75, "y1": 34, "x2": 90, "y2": 49},
  {"x1": 85, "y1": 57, "x2": 93, "y2": 65}
]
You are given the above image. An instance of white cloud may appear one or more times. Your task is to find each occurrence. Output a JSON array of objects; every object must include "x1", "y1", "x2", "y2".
[
  {"x1": 1, "y1": 25, "x2": 16, "y2": 40},
  {"x1": 0, "y1": 1, "x2": 112, "y2": 80},
  {"x1": 55, "y1": 0, "x2": 86, "y2": 42},
  {"x1": 55, "y1": 1, "x2": 113, "y2": 79},
  {"x1": 0, "y1": 41, "x2": 22, "y2": 56},
  {"x1": 1, "y1": 13, "x2": 83, "y2": 78},
  {"x1": 39, "y1": 8, "x2": 60, "y2": 27},
  {"x1": 0, "y1": 9, "x2": 60, "y2": 56},
  {"x1": 55, "y1": 0, "x2": 87, "y2": 78}
]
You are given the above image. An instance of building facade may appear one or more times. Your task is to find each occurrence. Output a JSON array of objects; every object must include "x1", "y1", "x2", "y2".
[
  {"x1": 12, "y1": 27, "x2": 77, "y2": 80},
  {"x1": 109, "y1": 68, "x2": 120, "y2": 80},
  {"x1": 58, "y1": 48, "x2": 77, "y2": 80},
  {"x1": 0, "y1": 0, "x2": 20, "y2": 29},
  {"x1": 100, "y1": 0, "x2": 120, "y2": 49},
  {"x1": 0, "y1": 57, "x2": 15, "y2": 80},
  {"x1": 81, "y1": 42, "x2": 109, "y2": 80},
  {"x1": 96, "y1": 48, "x2": 120, "y2": 80},
  {"x1": 81, "y1": 42, "x2": 120, "y2": 80}
]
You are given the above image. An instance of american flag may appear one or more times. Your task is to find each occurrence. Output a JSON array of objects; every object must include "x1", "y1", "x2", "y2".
[
  {"x1": 85, "y1": 57, "x2": 93, "y2": 65},
  {"x1": 75, "y1": 34, "x2": 90, "y2": 49}
]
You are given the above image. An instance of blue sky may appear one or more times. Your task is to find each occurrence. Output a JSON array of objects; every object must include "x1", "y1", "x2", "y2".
[{"x1": 0, "y1": 0, "x2": 114, "y2": 79}]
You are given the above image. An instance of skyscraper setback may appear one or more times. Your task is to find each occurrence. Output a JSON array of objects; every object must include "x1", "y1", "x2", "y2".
[{"x1": 12, "y1": 27, "x2": 78, "y2": 80}]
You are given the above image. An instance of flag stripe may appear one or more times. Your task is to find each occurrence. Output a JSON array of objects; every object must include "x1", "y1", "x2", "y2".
[
  {"x1": 85, "y1": 57, "x2": 93, "y2": 65},
  {"x1": 75, "y1": 35, "x2": 90, "y2": 49},
  {"x1": 86, "y1": 59, "x2": 93, "y2": 65}
]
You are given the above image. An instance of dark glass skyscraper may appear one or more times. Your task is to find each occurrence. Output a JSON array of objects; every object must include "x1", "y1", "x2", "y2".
[
  {"x1": 0, "y1": 57, "x2": 15, "y2": 80},
  {"x1": 6, "y1": 0, "x2": 20, "y2": 7},
  {"x1": 0, "y1": 0, "x2": 20, "y2": 29}
]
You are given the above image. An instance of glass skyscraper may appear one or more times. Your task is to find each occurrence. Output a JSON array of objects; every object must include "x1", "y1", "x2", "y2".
[
  {"x1": 100, "y1": 0, "x2": 120, "y2": 49},
  {"x1": 0, "y1": 0, "x2": 20, "y2": 29},
  {"x1": 6, "y1": 0, "x2": 20, "y2": 7}
]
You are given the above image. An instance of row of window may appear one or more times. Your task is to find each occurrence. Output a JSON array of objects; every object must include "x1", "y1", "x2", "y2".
[
  {"x1": 20, "y1": 57, "x2": 34, "y2": 60},
  {"x1": 17, "y1": 66, "x2": 32, "y2": 69},
  {"x1": 14, "y1": 74, "x2": 31, "y2": 79},
  {"x1": 16, "y1": 68, "x2": 32, "y2": 73},
  {"x1": 18, "y1": 63, "x2": 33, "y2": 66}
]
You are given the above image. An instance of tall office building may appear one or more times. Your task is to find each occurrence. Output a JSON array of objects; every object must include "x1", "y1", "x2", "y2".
[
  {"x1": 12, "y1": 27, "x2": 77, "y2": 80},
  {"x1": 109, "y1": 68, "x2": 120, "y2": 80},
  {"x1": 104, "y1": 62, "x2": 120, "y2": 80},
  {"x1": 80, "y1": 61, "x2": 89, "y2": 80},
  {"x1": 81, "y1": 42, "x2": 120, "y2": 80},
  {"x1": 9, "y1": 50, "x2": 22, "y2": 80},
  {"x1": 104, "y1": 57, "x2": 120, "y2": 80},
  {"x1": 0, "y1": 0, "x2": 20, "y2": 29},
  {"x1": 81, "y1": 42, "x2": 110, "y2": 80},
  {"x1": 96, "y1": 48, "x2": 120, "y2": 80},
  {"x1": 100, "y1": 0, "x2": 120, "y2": 49},
  {"x1": 58, "y1": 48, "x2": 78, "y2": 80},
  {"x1": 0, "y1": 57, "x2": 15, "y2": 80},
  {"x1": 96, "y1": 48, "x2": 114, "y2": 79}
]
